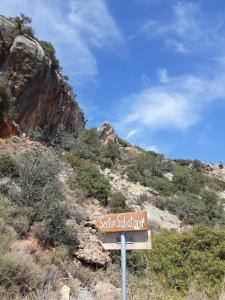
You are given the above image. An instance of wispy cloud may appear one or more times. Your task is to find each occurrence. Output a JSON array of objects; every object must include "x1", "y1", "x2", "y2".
[
  {"x1": 117, "y1": 1, "x2": 225, "y2": 145},
  {"x1": 127, "y1": 129, "x2": 139, "y2": 139},
  {"x1": 0, "y1": 0, "x2": 123, "y2": 79},
  {"x1": 130, "y1": 1, "x2": 225, "y2": 54},
  {"x1": 117, "y1": 69, "x2": 225, "y2": 136}
]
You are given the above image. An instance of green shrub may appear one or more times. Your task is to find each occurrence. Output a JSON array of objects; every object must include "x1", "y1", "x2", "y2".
[
  {"x1": 39, "y1": 40, "x2": 61, "y2": 70},
  {"x1": 192, "y1": 159, "x2": 203, "y2": 172},
  {"x1": 204, "y1": 175, "x2": 225, "y2": 192},
  {"x1": 0, "y1": 77, "x2": 12, "y2": 122},
  {"x1": 64, "y1": 128, "x2": 101, "y2": 161},
  {"x1": 125, "y1": 152, "x2": 171, "y2": 185},
  {"x1": 0, "y1": 154, "x2": 18, "y2": 178},
  {"x1": 149, "y1": 176, "x2": 176, "y2": 196},
  {"x1": 0, "y1": 197, "x2": 10, "y2": 220},
  {"x1": 66, "y1": 155, "x2": 110, "y2": 205},
  {"x1": 50, "y1": 124, "x2": 75, "y2": 151},
  {"x1": 109, "y1": 192, "x2": 129, "y2": 213},
  {"x1": 13, "y1": 150, "x2": 79, "y2": 253},
  {"x1": 147, "y1": 225, "x2": 225, "y2": 297},
  {"x1": 172, "y1": 166, "x2": 191, "y2": 192},
  {"x1": 174, "y1": 159, "x2": 192, "y2": 166},
  {"x1": 165, "y1": 191, "x2": 224, "y2": 226},
  {"x1": 103, "y1": 140, "x2": 120, "y2": 163}
]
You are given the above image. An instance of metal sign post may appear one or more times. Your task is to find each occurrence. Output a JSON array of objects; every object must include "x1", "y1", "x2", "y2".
[
  {"x1": 121, "y1": 232, "x2": 127, "y2": 300},
  {"x1": 96, "y1": 211, "x2": 151, "y2": 300}
]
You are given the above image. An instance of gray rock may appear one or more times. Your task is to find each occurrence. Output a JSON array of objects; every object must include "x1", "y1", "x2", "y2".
[{"x1": 76, "y1": 288, "x2": 94, "y2": 300}]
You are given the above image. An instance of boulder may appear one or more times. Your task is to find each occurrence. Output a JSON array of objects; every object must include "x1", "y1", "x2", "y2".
[
  {"x1": 94, "y1": 281, "x2": 120, "y2": 300},
  {"x1": 75, "y1": 231, "x2": 110, "y2": 267}
]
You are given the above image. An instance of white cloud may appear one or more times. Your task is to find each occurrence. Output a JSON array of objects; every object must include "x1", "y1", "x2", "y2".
[
  {"x1": 0, "y1": 0, "x2": 123, "y2": 79},
  {"x1": 131, "y1": 1, "x2": 225, "y2": 54},
  {"x1": 157, "y1": 68, "x2": 169, "y2": 83},
  {"x1": 127, "y1": 129, "x2": 139, "y2": 139},
  {"x1": 166, "y1": 39, "x2": 188, "y2": 53},
  {"x1": 119, "y1": 70, "x2": 225, "y2": 132}
]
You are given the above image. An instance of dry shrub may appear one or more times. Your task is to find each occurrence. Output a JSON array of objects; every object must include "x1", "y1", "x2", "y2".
[
  {"x1": 0, "y1": 252, "x2": 44, "y2": 295},
  {"x1": 67, "y1": 262, "x2": 93, "y2": 287}
]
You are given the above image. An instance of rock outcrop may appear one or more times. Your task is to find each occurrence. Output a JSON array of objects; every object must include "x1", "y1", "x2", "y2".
[
  {"x1": 97, "y1": 121, "x2": 118, "y2": 143},
  {"x1": 203, "y1": 163, "x2": 225, "y2": 182},
  {"x1": 0, "y1": 16, "x2": 85, "y2": 138}
]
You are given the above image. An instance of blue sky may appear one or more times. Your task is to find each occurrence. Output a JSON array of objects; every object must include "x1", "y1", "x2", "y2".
[{"x1": 1, "y1": 0, "x2": 225, "y2": 163}]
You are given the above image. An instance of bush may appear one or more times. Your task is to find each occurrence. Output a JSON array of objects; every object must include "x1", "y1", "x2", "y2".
[
  {"x1": 172, "y1": 166, "x2": 191, "y2": 192},
  {"x1": 174, "y1": 159, "x2": 192, "y2": 166},
  {"x1": 103, "y1": 140, "x2": 120, "y2": 163},
  {"x1": 204, "y1": 175, "x2": 225, "y2": 192},
  {"x1": 192, "y1": 159, "x2": 203, "y2": 172},
  {"x1": 125, "y1": 152, "x2": 170, "y2": 185},
  {"x1": 109, "y1": 192, "x2": 129, "y2": 213},
  {"x1": 165, "y1": 191, "x2": 224, "y2": 226},
  {"x1": 66, "y1": 155, "x2": 111, "y2": 205},
  {"x1": 149, "y1": 176, "x2": 176, "y2": 196},
  {"x1": 13, "y1": 150, "x2": 79, "y2": 253},
  {"x1": 39, "y1": 40, "x2": 61, "y2": 70},
  {"x1": 0, "y1": 252, "x2": 44, "y2": 294},
  {"x1": 50, "y1": 124, "x2": 76, "y2": 151},
  {"x1": 0, "y1": 154, "x2": 18, "y2": 178},
  {"x1": 147, "y1": 225, "x2": 225, "y2": 297},
  {"x1": 72, "y1": 128, "x2": 101, "y2": 161},
  {"x1": 0, "y1": 197, "x2": 10, "y2": 220},
  {"x1": 0, "y1": 77, "x2": 12, "y2": 122}
]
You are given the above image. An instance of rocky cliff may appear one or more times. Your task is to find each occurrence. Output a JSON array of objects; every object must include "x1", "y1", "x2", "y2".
[{"x1": 0, "y1": 16, "x2": 85, "y2": 138}]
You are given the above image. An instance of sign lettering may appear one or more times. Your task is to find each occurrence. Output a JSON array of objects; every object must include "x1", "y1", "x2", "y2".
[{"x1": 96, "y1": 211, "x2": 148, "y2": 233}]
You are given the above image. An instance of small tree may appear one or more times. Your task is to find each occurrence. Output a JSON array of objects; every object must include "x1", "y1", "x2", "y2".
[{"x1": 12, "y1": 13, "x2": 34, "y2": 37}]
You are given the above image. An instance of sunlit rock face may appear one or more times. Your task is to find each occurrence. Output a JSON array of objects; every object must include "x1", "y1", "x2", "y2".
[{"x1": 0, "y1": 16, "x2": 85, "y2": 138}]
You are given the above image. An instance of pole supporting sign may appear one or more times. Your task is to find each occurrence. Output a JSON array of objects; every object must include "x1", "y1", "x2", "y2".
[{"x1": 96, "y1": 211, "x2": 151, "y2": 300}]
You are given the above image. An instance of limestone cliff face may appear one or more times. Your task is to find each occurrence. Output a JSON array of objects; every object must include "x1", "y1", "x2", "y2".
[{"x1": 0, "y1": 16, "x2": 85, "y2": 137}]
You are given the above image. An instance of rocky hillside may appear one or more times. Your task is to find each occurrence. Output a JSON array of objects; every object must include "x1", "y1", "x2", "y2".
[
  {"x1": 0, "y1": 15, "x2": 85, "y2": 138},
  {"x1": 1, "y1": 123, "x2": 225, "y2": 299}
]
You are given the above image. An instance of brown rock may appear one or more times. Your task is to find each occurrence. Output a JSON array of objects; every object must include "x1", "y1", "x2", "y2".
[
  {"x1": 75, "y1": 232, "x2": 110, "y2": 267},
  {"x1": 0, "y1": 16, "x2": 85, "y2": 138}
]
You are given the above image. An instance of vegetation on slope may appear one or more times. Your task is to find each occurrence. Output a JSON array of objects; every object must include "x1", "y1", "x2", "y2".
[{"x1": 0, "y1": 77, "x2": 13, "y2": 122}]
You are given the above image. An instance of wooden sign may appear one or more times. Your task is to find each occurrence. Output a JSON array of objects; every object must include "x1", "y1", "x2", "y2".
[
  {"x1": 96, "y1": 211, "x2": 148, "y2": 233},
  {"x1": 101, "y1": 230, "x2": 152, "y2": 250}
]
